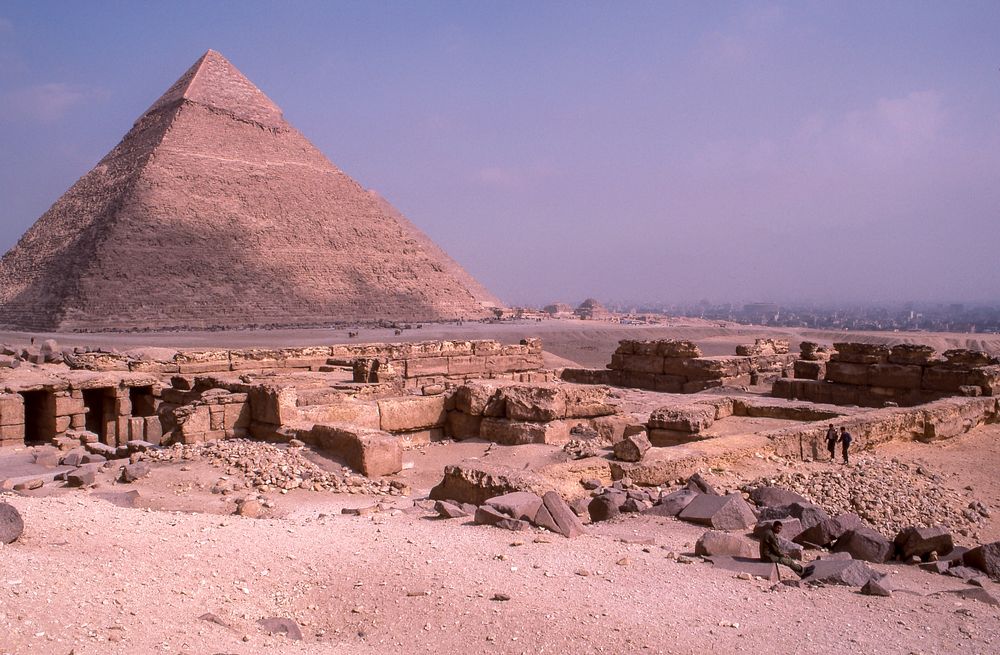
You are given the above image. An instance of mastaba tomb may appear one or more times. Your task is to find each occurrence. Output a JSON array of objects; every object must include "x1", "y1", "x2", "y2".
[{"x1": 0, "y1": 50, "x2": 500, "y2": 332}]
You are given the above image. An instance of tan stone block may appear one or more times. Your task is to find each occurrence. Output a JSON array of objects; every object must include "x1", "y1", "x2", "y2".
[
  {"x1": 378, "y1": 395, "x2": 447, "y2": 431},
  {"x1": 129, "y1": 416, "x2": 146, "y2": 440},
  {"x1": 71, "y1": 413, "x2": 86, "y2": 429},
  {"x1": 0, "y1": 422, "x2": 24, "y2": 441},
  {"x1": 393, "y1": 428, "x2": 445, "y2": 446},
  {"x1": 825, "y1": 361, "x2": 872, "y2": 386},
  {"x1": 54, "y1": 415, "x2": 72, "y2": 433},
  {"x1": 296, "y1": 401, "x2": 380, "y2": 429},
  {"x1": 404, "y1": 357, "x2": 450, "y2": 377},
  {"x1": 223, "y1": 402, "x2": 252, "y2": 429},
  {"x1": 302, "y1": 424, "x2": 402, "y2": 476},
  {"x1": 794, "y1": 360, "x2": 826, "y2": 380},
  {"x1": 0, "y1": 393, "x2": 25, "y2": 426},
  {"x1": 502, "y1": 384, "x2": 566, "y2": 421},
  {"x1": 922, "y1": 366, "x2": 975, "y2": 392},
  {"x1": 209, "y1": 406, "x2": 225, "y2": 431},
  {"x1": 445, "y1": 411, "x2": 483, "y2": 440},
  {"x1": 447, "y1": 355, "x2": 488, "y2": 376},
  {"x1": 249, "y1": 385, "x2": 298, "y2": 425},
  {"x1": 145, "y1": 416, "x2": 164, "y2": 445},
  {"x1": 620, "y1": 354, "x2": 664, "y2": 374},
  {"x1": 868, "y1": 364, "x2": 922, "y2": 389},
  {"x1": 54, "y1": 394, "x2": 86, "y2": 417},
  {"x1": 480, "y1": 417, "x2": 546, "y2": 445}
]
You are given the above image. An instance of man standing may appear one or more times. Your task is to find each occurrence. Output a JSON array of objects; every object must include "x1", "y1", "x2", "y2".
[
  {"x1": 825, "y1": 424, "x2": 838, "y2": 461},
  {"x1": 759, "y1": 522, "x2": 811, "y2": 578},
  {"x1": 839, "y1": 426, "x2": 853, "y2": 464}
]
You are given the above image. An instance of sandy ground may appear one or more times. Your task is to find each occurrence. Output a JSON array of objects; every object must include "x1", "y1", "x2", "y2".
[
  {"x1": 3, "y1": 427, "x2": 1000, "y2": 655},
  {"x1": 3, "y1": 318, "x2": 1000, "y2": 369}
]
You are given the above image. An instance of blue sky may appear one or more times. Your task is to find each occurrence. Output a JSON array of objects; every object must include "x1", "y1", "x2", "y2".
[{"x1": 1, "y1": 1, "x2": 999, "y2": 306}]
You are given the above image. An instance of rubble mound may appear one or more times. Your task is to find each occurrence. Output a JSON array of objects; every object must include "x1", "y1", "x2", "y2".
[
  {"x1": 147, "y1": 439, "x2": 398, "y2": 496},
  {"x1": 743, "y1": 458, "x2": 988, "y2": 538}
]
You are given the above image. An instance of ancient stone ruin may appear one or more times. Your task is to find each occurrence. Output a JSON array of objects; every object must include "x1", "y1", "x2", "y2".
[
  {"x1": 775, "y1": 342, "x2": 1000, "y2": 407},
  {"x1": 0, "y1": 50, "x2": 500, "y2": 332}
]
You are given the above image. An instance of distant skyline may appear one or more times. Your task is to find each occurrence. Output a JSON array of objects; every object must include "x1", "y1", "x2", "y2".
[{"x1": 2, "y1": 2, "x2": 999, "y2": 307}]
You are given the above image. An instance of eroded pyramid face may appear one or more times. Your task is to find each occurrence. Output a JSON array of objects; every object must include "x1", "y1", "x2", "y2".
[{"x1": 0, "y1": 50, "x2": 500, "y2": 331}]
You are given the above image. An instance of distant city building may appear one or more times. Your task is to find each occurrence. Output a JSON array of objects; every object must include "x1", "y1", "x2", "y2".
[{"x1": 575, "y1": 298, "x2": 610, "y2": 320}]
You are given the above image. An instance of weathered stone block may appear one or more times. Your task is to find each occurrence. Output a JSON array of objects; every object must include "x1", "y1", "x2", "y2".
[
  {"x1": 447, "y1": 355, "x2": 488, "y2": 376},
  {"x1": 377, "y1": 395, "x2": 447, "y2": 432},
  {"x1": 502, "y1": 384, "x2": 566, "y2": 421},
  {"x1": 429, "y1": 462, "x2": 552, "y2": 506},
  {"x1": 678, "y1": 493, "x2": 756, "y2": 530},
  {"x1": 793, "y1": 360, "x2": 826, "y2": 380},
  {"x1": 296, "y1": 401, "x2": 380, "y2": 429},
  {"x1": 648, "y1": 404, "x2": 716, "y2": 433},
  {"x1": 249, "y1": 385, "x2": 298, "y2": 425},
  {"x1": 868, "y1": 364, "x2": 923, "y2": 389},
  {"x1": 888, "y1": 344, "x2": 936, "y2": 365},
  {"x1": 0, "y1": 394, "x2": 25, "y2": 427},
  {"x1": 445, "y1": 411, "x2": 483, "y2": 440},
  {"x1": 404, "y1": 357, "x2": 450, "y2": 377},
  {"x1": 303, "y1": 424, "x2": 402, "y2": 477},
  {"x1": 619, "y1": 354, "x2": 664, "y2": 374},
  {"x1": 454, "y1": 381, "x2": 506, "y2": 416},
  {"x1": 54, "y1": 394, "x2": 85, "y2": 417},
  {"x1": 825, "y1": 361, "x2": 872, "y2": 386}
]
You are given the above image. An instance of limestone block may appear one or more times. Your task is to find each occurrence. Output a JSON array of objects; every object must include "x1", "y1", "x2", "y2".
[
  {"x1": 868, "y1": 364, "x2": 923, "y2": 389},
  {"x1": 378, "y1": 395, "x2": 447, "y2": 432},
  {"x1": 971, "y1": 366, "x2": 1000, "y2": 396},
  {"x1": 221, "y1": 402, "x2": 251, "y2": 430},
  {"x1": 393, "y1": 428, "x2": 444, "y2": 446},
  {"x1": 445, "y1": 411, "x2": 483, "y2": 440},
  {"x1": 657, "y1": 340, "x2": 702, "y2": 358},
  {"x1": 620, "y1": 355, "x2": 664, "y2": 374},
  {"x1": 682, "y1": 379, "x2": 725, "y2": 393},
  {"x1": 621, "y1": 371, "x2": 657, "y2": 389},
  {"x1": 943, "y1": 349, "x2": 996, "y2": 367},
  {"x1": 296, "y1": 401, "x2": 380, "y2": 429},
  {"x1": 249, "y1": 385, "x2": 298, "y2": 425},
  {"x1": 681, "y1": 357, "x2": 749, "y2": 381},
  {"x1": 794, "y1": 360, "x2": 826, "y2": 380},
  {"x1": 127, "y1": 416, "x2": 145, "y2": 441},
  {"x1": 144, "y1": 416, "x2": 164, "y2": 445},
  {"x1": 0, "y1": 423, "x2": 24, "y2": 443},
  {"x1": 447, "y1": 355, "x2": 488, "y2": 376},
  {"x1": 429, "y1": 462, "x2": 552, "y2": 506},
  {"x1": 54, "y1": 415, "x2": 72, "y2": 433},
  {"x1": 473, "y1": 340, "x2": 503, "y2": 356},
  {"x1": 485, "y1": 353, "x2": 542, "y2": 373},
  {"x1": 209, "y1": 406, "x2": 225, "y2": 431},
  {"x1": 454, "y1": 381, "x2": 507, "y2": 416},
  {"x1": 54, "y1": 393, "x2": 86, "y2": 417},
  {"x1": 922, "y1": 366, "x2": 976, "y2": 392},
  {"x1": 404, "y1": 357, "x2": 450, "y2": 377},
  {"x1": 502, "y1": 385, "x2": 566, "y2": 421},
  {"x1": 480, "y1": 417, "x2": 547, "y2": 445},
  {"x1": 71, "y1": 413, "x2": 86, "y2": 429},
  {"x1": 888, "y1": 344, "x2": 936, "y2": 365},
  {"x1": 305, "y1": 424, "x2": 402, "y2": 477},
  {"x1": 647, "y1": 429, "x2": 711, "y2": 447},
  {"x1": 178, "y1": 405, "x2": 212, "y2": 440},
  {"x1": 825, "y1": 361, "x2": 872, "y2": 386},
  {"x1": 0, "y1": 393, "x2": 25, "y2": 426},
  {"x1": 648, "y1": 404, "x2": 716, "y2": 433},
  {"x1": 589, "y1": 413, "x2": 633, "y2": 442},
  {"x1": 678, "y1": 493, "x2": 757, "y2": 530},
  {"x1": 652, "y1": 374, "x2": 685, "y2": 393},
  {"x1": 831, "y1": 343, "x2": 890, "y2": 364}
]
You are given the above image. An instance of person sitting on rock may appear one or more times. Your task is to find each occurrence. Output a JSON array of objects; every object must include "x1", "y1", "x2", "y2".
[
  {"x1": 838, "y1": 427, "x2": 853, "y2": 465},
  {"x1": 760, "y1": 521, "x2": 812, "y2": 578},
  {"x1": 825, "y1": 424, "x2": 838, "y2": 461}
]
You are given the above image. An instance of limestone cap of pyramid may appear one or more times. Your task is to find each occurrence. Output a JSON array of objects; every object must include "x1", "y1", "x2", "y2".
[{"x1": 143, "y1": 49, "x2": 285, "y2": 128}]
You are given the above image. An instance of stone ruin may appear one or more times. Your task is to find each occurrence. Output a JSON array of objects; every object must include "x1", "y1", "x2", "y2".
[
  {"x1": 774, "y1": 342, "x2": 1000, "y2": 407},
  {"x1": 561, "y1": 338, "x2": 796, "y2": 391}
]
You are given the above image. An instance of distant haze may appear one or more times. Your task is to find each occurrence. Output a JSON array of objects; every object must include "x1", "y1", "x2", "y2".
[{"x1": 1, "y1": 2, "x2": 999, "y2": 307}]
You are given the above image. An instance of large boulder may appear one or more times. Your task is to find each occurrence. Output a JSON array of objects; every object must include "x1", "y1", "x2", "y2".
[
  {"x1": 613, "y1": 432, "x2": 651, "y2": 462},
  {"x1": 0, "y1": 502, "x2": 24, "y2": 544},
  {"x1": 454, "y1": 382, "x2": 506, "y2": 416},
  {"x1": 678, "y1": 493, "x2": 757, "y2": 531},
  {"x1": 298, "y1": 424, "x2": 402, "y2": 477},
  {"x1": 694, "y1": 531, "x2": 758, "y2": 558},
  {"x1": 484, "y1": 492, "x2": 544, "y2": 522},
  {"x1": 753, "y1": 518, "x2": 804, "y2": 541},
  {"x1": 794, "y1": 512, "x2": 863, "y2": 547},
  {"x1": 757, "y1": 502, "x2": 830, "y2": 530},
  {"x1": 644, "y1": 489, "x2": 700, "y2": 517},
  {"x1": 588, "y1": 494, "x2": 623, "y2": 523},
  {"x1": 832, "y1": 527, "x2": 893, "y2": 563},
  {"x1": 429, "y1": 462, "x2": 551, "y2": 506},
  {"x1": 749, "y1": 486, "x2": 809, "y2": 508},
  {"x1": 963, "y1": 542, "x2": 1000, "y2": 580},
  {"x1": 801, "y1": 558, "x2": 879, "y2": 587},
  {"x1": 894, "y1": 525, "x2": 954, "y2": 560}
]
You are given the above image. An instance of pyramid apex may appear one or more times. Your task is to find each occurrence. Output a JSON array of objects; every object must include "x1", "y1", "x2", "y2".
[{"x1": 144, "y1": 50, "x2": 284, "y2": 127}]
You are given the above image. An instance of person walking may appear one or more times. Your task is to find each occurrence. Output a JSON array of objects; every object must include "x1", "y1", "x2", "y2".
[
  {"x1": 825, "y1": 424, "x2": 838, "y2": 461},
  {"x1": 759, "y1": 522, "x2": 812, "y2": 578},
  {"x1": 839, "y1": 427, "x2": 853, "y2": 464}
]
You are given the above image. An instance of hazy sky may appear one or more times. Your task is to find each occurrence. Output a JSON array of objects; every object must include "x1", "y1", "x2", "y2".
[{"x1": 1, "y1": 2, "x2": 999, "y2": 307}]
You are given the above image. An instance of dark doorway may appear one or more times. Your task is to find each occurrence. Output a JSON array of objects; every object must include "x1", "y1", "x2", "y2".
[
  {"x1": 129, "y1": 386, "x2": 157, "y2": 417},
  {"x1": 82, "y1": 388, "x2": 115, "y2": 442},
  {"x1": 20, "y1": 390, "x2": 55, "y2": 444}
]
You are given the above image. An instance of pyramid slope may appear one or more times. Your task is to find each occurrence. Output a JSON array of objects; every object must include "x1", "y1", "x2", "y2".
[{"x1": 0, "y1": 51, "x2": 499, "y2": 331}]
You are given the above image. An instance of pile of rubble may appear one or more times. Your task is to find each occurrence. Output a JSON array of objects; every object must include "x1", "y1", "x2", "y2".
[
  {"x1": 742, "y1": 458, "x2": 989, "y2": 538},
  {"x1": 147, "y1": 439, "x2": 399, "y2": 496}
]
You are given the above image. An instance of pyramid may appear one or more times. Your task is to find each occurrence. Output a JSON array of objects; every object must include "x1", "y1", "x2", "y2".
[{"x1": 0, "y1": 50, "x2": 501, "y2": 331}]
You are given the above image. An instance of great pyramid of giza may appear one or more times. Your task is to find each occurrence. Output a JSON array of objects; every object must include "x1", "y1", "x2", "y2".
[{"x1": 0, "y1": 50, "x2": 501, "y2": 331}]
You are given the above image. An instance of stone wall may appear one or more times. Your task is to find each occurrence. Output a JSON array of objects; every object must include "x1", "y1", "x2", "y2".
[
  {"x1": 562, "y1": 339, "x2": 795, "y2": 392},
  {"x1": 63, "y1": 338, "x2": 548, "y2": 389},
  {"x1": 774, "y1": 342, "x2": 1000, "y2": 407}
]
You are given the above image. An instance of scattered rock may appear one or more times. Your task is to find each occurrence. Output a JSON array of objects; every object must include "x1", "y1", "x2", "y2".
[
  {"x1": 894, "y1": 525, "x2": 954, "y2": 560},
  {"x1": 801, "y1": 558, "x2": 878, "y2": 587},
  {"x1": 119, "y1": 461, "x2": 151, "y2": 483},
  {"x1": 0, "y1": 502, "x2": 24, "y2": 544},
  {"x1": 685, "y1": 472, "x2": 720, "y2": 495},
  {"x1": 678, "y1": 493, "x2": 756, "y2": 530},
  {"x1": 257, "y1": 617, "x2": 303, "y2": 640},
  {"x1": 434, "y1": 500, "x2": 470, "y2": 519},
  {"x1": 749, "y1": 486, "x2": 809, "y2": 508},
  {"x1": 861, "y1": 578, "x2": 895, "y2": 597},
  {"x1": 963, "y1": 541, "x2": 1000, "y2": 580},
  {"x1": 613, "y1": 431, "x2": 651, "y2": 463},
  {"x1": 694, "y1": 531, "x2": 758, "y2": 558},
  {"x1": 643, "y1": 488, "x2": 699, "y2": 517},
  {"x1": 832, "y1": 527, "x2": 894, "y2": 563}
]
